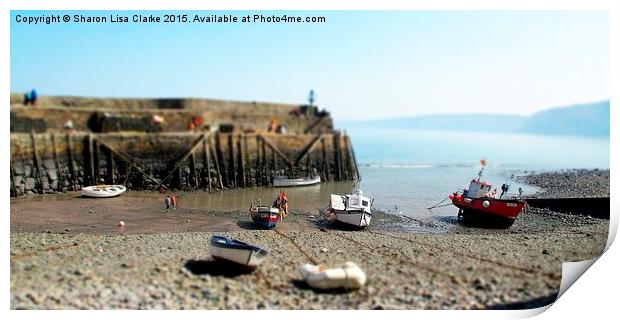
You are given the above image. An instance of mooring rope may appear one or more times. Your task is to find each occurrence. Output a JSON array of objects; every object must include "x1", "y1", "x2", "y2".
[{"x1": 426, "y1": 196, "x2": 450, "y2": 211}]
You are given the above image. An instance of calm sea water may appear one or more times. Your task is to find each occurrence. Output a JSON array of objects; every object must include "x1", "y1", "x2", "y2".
[{"x1": 346, "y1": 127, "x2": 610, "y2": 217}]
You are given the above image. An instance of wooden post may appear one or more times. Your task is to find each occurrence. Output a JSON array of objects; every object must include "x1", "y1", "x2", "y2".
[
  {"x1": 203, "y1": 138, "x2": 212, "y2": 191},
  {"x1": 244, "y1": 135, "x2": 250, "y2": 187},
  {"x1": 321, "y1": 136, "x2": 328, "y2": 182},
  {"x1": 215, "y1": 133, "x2": 228, "y2": 188},
  {"x1": 255, "y1": 135, "x2": 261, "y2": 186},
  {"x1": 333, "y1": 132, "x2": 341, "y2": 181},
  {"x1": 51, "y1": 133, "x2": 64, "y2": 191},
  {"x1": 30, "y1": 131, "x2": 44, "y2": 194},
  {"x1": 237, "y1": 135, "x2": 246, "y2": 188},
  {"x1": 108, "y1": 148, "x2": 115, "y2": 184},
  {"x1": 189, "y1": 152, "x2": 198, "y2": 188},
  {"x1": 343, "y1": 133, "x2": 352, "y2": 180},
  {"x1": 210, "y1": 135, "x2": 224, "y2": 190},
  {"x1": 271, "y1": 148, "x2": 276, "y2": 183},
  {"x1": 227, "y1": 134, "x2": 235, "y2": 188},
  {"x1": 66, "y1": 134, "x2": 77, "y2": 190},
  {"x1": 261, "y1": 137, "x2": 267, "y2": 185},
  {"x1": 88, "y1": 133, "x2": 95, "y2": 186},
  {"x1": 124, "y1": 162, "x2": 132, "y2": 186},
  {"x1": 94, "y1": 139, "x2": 101, "y2": 184}
]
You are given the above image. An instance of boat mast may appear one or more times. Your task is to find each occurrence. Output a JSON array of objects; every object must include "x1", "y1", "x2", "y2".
[{"x1": 477, "y1": 159, "x2": 486, "y2": 182}]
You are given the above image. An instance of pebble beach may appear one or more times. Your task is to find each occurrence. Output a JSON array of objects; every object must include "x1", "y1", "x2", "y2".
[{"x1": 9, "y1": 170, "x2": 610, "y2": 309}]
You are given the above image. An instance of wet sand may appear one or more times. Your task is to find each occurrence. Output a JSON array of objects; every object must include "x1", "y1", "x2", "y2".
[{"x1": 9, "y1": 171, "x2": 610, "y2": 309}]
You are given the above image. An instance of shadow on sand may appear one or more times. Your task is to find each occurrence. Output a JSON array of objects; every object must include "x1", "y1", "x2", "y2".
[
  {"x1": 290, "y1": 279, "x2": 356, "y2": 295},
  {"x1": 184, "y1": 259, "x2": 255, "y2": 278},
  {"x1": 487, "y1": 292, "x2": 558, "y2": 309}
]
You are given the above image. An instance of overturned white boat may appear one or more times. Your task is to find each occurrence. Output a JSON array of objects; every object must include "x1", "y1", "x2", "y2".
[
  {"x1": 272, "y1": 175, "x2": 321, "y2": 187},
  {"x1": 299, "y1": 261, "x2": 367, "y2": 290},
  {"x1": 326, "y1": 189, "x2": 372, "y2": 228},
  {"x1": 209, "y1": 235, "x2": 268, "y2": 267},
  {"x1": 81, "y1": 185, "x2": 126, "y2": 198}
]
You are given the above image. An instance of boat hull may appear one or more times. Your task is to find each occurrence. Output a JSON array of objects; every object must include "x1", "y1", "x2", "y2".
[
  {"x1": 250, "y1": 208, "x2": 280, "y2": 229},
  {"x1": 452, "y1": 197, "x2": 526, "y2": 228},
  {"x1": 81, "y1": 185, "x2": 127, "y2": 198},
  {"x1": 334, "y1": 211, "x2": 372, "y2": 228},
  {"x1": 272, "y1": 176, "x2": 321, "y2": 187},
  {"x1": 209, "y1": 236, "x2": 268, "y2": 267}
]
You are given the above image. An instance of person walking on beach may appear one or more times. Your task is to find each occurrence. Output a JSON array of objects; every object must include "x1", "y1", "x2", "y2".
[
  {"x1": 171, "y1": 195, "x2": 177, "y2": 211},
  {"x1": 164, "y1": 195, "x2": 171, "y2": 213}
]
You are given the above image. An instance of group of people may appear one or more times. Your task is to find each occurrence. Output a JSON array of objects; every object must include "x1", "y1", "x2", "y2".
[
  {"x1": 23, "y1": 89, "x2": 38, "y2": 106},
  {"x1": 164, "y1": 195, "x2": 177, "y2": 213}
]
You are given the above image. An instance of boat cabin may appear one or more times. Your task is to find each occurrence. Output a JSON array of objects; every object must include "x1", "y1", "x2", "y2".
[{"x1": 465, "y1": 180, "x2": 492, "y2": 198}]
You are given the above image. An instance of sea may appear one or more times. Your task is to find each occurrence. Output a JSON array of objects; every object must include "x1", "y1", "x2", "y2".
[{"x1": 181, "y1": 127, "x2": 609, "y2": 220}]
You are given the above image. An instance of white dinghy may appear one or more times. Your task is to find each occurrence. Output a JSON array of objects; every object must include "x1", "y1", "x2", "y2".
[
  {"x1": 272, "y1": 175, "x2": 321, "y2": 187},
  {"x1": 299, "y1": 262, "x2": 367, "y2": 290},
  {"x1": 81, "y1": 185, "x2": 127, "y2": 198},
  {"x1": 325, "y1": 188, "x2": 373, "y2": 228},
  {"x1": 209, "y1": 235, "x2": 269, "y2": 267}
]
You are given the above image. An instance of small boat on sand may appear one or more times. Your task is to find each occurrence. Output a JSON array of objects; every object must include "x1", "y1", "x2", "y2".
[
  {"x1": 250, "y1": 191, "x2": 290, "y2": 229},
  {"x1": 250, "y1": 199, "x2": 281, "y2": 229},
  {"x1": 272, "y1": 175, "x2": 321, "y2": 187},
  {"x1": 209, "y1": 235, "x2": 268, "y2": 267},
  {"x1": 81, "y1": 185, "x2": 126, "y2": 198},
  {"x1": 450, "y1": 160, "x2": 527, "y2": 228},
  {"x1": 325, "y1": 188, "x2": 373, "y2": 228}
]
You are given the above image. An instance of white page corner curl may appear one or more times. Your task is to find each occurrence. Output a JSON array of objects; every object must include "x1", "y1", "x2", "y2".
[{"x1": 557, "y1": 257, "x2": 599, "y2": 300}]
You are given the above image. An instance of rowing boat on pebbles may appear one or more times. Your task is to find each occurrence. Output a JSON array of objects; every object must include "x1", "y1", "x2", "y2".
[
  {"x1": 81, "y1": 185, "x2": 127, "y2": 198},
  {"x1": 208, "y1": 235, "x2": 268, "y2": 267}
]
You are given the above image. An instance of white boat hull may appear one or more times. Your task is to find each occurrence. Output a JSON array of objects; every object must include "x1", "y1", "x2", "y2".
[
  {"x1": 335, "y1": 211, "x2": 372, "y2": 228},
  {"x1": 209, "y1": 244, "x2": 266, "y2": 267},
  {"x1": 81, "y1": 185, "x2": 127, "y2": 198},
  {"x1": 272, "y1": 176, "x2": 321, "y2": 187}
]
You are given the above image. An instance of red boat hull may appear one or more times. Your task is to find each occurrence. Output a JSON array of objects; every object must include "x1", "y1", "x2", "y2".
[{"x1": 452, "y1": 197, "x2": 527, "y2": 228}]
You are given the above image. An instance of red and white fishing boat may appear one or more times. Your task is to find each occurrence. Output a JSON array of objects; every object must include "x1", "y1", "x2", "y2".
[{"x1": 450, "y1": 160, "x2": 527, "y2": 228}]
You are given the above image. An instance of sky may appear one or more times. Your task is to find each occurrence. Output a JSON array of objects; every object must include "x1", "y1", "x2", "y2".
[{"x1": 10, "y1": 10, "x2": 609, "y2": 120}]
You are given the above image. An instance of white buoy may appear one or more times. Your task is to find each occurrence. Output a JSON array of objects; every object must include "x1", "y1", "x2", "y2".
[
  {"x1": 117, "y1": 220, "x2": 125, "y2": 227},
  {"x1": 482, "y1": 200, "x2": 490, "y2": 208}
]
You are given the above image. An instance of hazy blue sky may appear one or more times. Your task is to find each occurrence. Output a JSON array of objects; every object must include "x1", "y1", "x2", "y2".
[{"x1": 11, "y1": 11, "x2": 609, "y2": 120}]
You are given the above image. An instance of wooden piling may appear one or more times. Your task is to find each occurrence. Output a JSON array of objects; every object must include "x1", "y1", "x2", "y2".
[
  {"x1": 243, "y1": 135, "x2": 250, "y2": 186},
  {"x1": 30, "y1": 131, "x2": 44, "y2": 194},
  {"x1": 88, "y1": 133, "x2": 95, "y2": 186},
  {"x1": 237, "y1": 135, "x2": 246, "y2": 188},
  {"x1": 190, "y1": 152, "x2": 198, "y2": 188},
  {"x1": 321, "y1": 137, "x2": 328, "y2": 182},
  {"x1": 271, "y1": 148, "x2": 276, "y2": 182},
  {"x1": 215, "y1": 133, "x2": 228, "y2": 188},
  {"x1": 343, "y1": 133, "x2": 352, "y2": 180},
  {"x1": 210, "y1": 135, "x2": 224, "y2": 190},
  {"x1": 66, "y1": 134, "x2": 77, "y2": 190},
  {"x1": 94, "y1": 139, "x2": 101, "y2": 184},
  {"x1": 256, "y1": 135, "x2": 262, "y2": 185},
  {"x1": 347, "y1": 135, "x2": 360, "y2": 181},
  {"x1": 51, "y1": 133, "x2": 64, "y2": 191},
  {"x1": 333, "y1": 133, "x2": 341, "y2": 181},
  {"x1": 203, "y1": 138, "x2": 212, "y2": 191},
  {"x1": 227, "y1": 134, "x2": 235, "y2": 188},
  {"x1": 108, "y1": 148, "x2": 115, "y2": 184},
  {"x1": 261, "y1": 137, "x2": 267, "y2": 185}
]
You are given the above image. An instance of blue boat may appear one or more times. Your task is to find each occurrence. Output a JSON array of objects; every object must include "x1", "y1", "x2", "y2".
[{"x1": 208, "y1": 235, "x2": 268, "y2": 267}]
